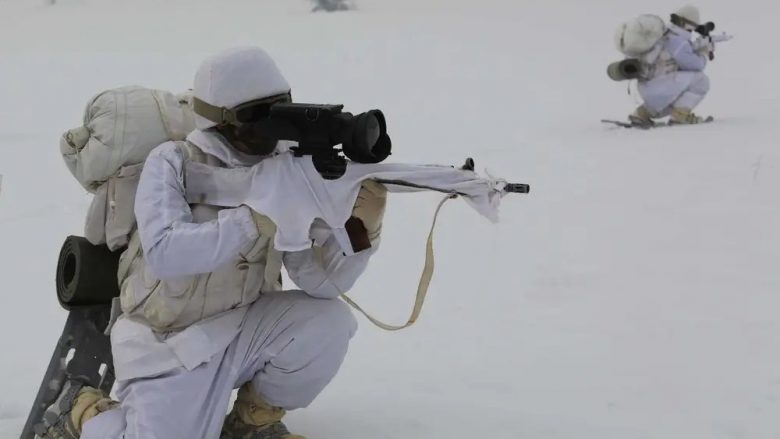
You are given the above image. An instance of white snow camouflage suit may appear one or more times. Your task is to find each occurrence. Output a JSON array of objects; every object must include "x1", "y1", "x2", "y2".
[{"x1": 638, "y1": 23, "x2": 710, "y2": 115}]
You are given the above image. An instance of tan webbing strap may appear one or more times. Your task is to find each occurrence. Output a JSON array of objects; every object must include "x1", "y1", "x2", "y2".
[
  {"x1": 117, "y1": 230, "x2": 142, "y2": 285},
  {"x1": 192, "y1": 96, "x2": 238, "y2": 126},
  {"x1": 192, "y1": 93, "x2": 291, "y2": 127},
  {"x1": 341, "y1": 193, "x2": 455, "y2": 331},
  {"x1": 254, "y1": 213, "x2": 284, "y2": 292},
  {"x1": 175, "y1": 140, "x2": 202, "y2": 163},
  {"x1": 107, "y1": 230, "x2": 142, "y2": 335}
]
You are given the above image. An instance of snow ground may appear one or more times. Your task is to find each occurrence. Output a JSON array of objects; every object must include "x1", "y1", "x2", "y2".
[{"x1": 1, "y1": 0, "x2": 779, "y2": 437}]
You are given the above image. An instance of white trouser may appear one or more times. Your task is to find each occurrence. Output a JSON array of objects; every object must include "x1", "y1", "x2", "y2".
[
  {"x1": 639, "y1": 71, "x2": 710, "y2": 115},
  {"x1": 672, "y1": 71, "x2": 710, "y2": 110},
  {"x1": 81, "y1": 291, "x2": 357, "y2": 439}
]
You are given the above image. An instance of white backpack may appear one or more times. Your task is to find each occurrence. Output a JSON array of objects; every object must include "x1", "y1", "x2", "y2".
[
  {"x1": 614, "y1": 14, "x2": 667, "y2": 57},
  {"x1": 60, "y1": 86, "x2": 195, "y2": 250}
]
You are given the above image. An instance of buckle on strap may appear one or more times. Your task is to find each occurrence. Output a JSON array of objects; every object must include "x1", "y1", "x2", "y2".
[{"x1": 221, "y1": 107, "x2": 239, "y2": 126}]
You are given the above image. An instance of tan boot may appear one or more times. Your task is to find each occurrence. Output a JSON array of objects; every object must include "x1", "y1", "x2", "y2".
[
  {"x1": 670, "y1": 107, "x2": 706, "y2": 124},
  {"x1": 628, "y1": 105, "x2": 655, "y2": 128},
  {"x1": 38, "y1": 380, "x2": 118, "y2": 439},
  {"x1": 220, "y1": 383, "x2": 306, "y2": 439}
]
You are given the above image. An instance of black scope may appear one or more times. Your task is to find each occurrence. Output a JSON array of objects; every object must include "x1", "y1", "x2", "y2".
[
  {"x1": 248, "y1": 103, "x2": 392, "y2": 179},
  {"x1": 695, "y1": 21, "x2": 716, "y2": 37}
]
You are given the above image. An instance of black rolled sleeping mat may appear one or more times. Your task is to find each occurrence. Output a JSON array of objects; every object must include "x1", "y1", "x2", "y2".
[{"x1": 56, "y1": 236, "x2": 121, "y2": 309}]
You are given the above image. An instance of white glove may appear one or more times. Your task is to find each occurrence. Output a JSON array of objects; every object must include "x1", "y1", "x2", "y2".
[
  {"x1": 693, "y1": 37, "x2": 714, "y2": 53},
  {"x1": 691, "y1": 37, "x2": 712, "y2": 52}
]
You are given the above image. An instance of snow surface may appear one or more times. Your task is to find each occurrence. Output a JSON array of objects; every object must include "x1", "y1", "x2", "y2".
[{"x1": 1, "y1": 0, "x2": 779, "y2": 437}]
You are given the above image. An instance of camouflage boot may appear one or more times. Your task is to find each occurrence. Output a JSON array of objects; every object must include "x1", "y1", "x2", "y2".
[
  {"x1": 36, "y1": 380, "x2": 118, "y2": 439},
  {"x1": 670, "y1": 107, "x2": 709, "y2": 124},
  {"x1": 628, "y1": 105, "x2": 655, "y2": 128},
  {"x1": 220, "y1": 384, "x2": 305, "y2": 439}
]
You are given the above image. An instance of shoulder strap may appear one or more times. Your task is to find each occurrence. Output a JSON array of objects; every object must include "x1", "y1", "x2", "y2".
[
  {"x1": 341, "y1": 193, "x2": 453, "y2": 331},
  {"x1": 175, "y1": 140, "x2": 206, "y2": 163},
  {"x1": 117, "y1": 229, "x2": 142, "y2": 285},
  {"x1": 176, "y1": 139, "x2": 226, "y2": 168}
]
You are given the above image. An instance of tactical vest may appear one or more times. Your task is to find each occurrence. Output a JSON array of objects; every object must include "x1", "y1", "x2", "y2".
[
  {"x1": 117, "y1": 141, "x2": 282, "y2": 332},
  {"x1": 642, "y1": 36, "x2": 681, "y2": 80}
]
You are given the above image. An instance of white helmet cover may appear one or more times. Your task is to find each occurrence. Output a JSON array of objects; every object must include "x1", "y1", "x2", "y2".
[
  {"x1": 193, "y1": 47, "x2": 291, "y2": 130},
  {"x1": 674, "y1": 5, "x2": 701, "y2": 26}
]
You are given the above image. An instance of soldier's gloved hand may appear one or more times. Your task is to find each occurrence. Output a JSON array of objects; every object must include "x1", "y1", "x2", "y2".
[
  {"x1": 345, "y1": 216, "x2": 371, "y2": 253},
  {"x1": 351, "y1": 180, "x2": 387, "y2": 244},
  {"x1": 693, "y1": 37, "x2": 714, "y2": 54}
]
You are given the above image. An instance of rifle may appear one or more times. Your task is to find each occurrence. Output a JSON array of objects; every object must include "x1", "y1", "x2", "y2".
[{"x1": 695, "y1": 22, "x2": 734, "y2": 60}]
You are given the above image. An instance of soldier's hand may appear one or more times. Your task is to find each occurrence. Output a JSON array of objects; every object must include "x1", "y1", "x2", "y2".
[
  {"x1": 345, "y1": 216, "x2": 371, "y2": 252},
  {"x1": 351, "y1": 180, "x2": 387, "y2": 243}
]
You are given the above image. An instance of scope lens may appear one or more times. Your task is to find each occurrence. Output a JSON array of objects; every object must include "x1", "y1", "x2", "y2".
[
  {"x1": 363, "y1": 112, "x2": 381, "y2": 151},
  {"x1": 342, "y1": 109, "x2": 391, "y2": 164}
]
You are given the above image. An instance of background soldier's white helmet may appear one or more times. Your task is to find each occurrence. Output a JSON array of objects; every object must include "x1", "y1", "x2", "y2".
[
  {"x1": 192, "y1": 47, "x2": 291, "y2": 130},
  {"x1": 673, "y1": 5, "x2": 701, "y2": 26}
]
